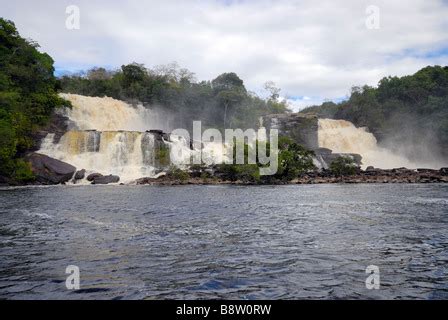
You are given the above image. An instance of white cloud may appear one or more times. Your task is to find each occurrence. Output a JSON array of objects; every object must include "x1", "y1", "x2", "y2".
[{"x1": 2, "y1": 0, "x2": 448, "y2": 111}]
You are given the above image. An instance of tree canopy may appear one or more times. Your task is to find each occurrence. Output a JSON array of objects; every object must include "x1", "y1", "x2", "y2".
[
  {"x1": 58, "y1": 63, "x2": 291, "y2": 131},
  {"x1": 0, "y1": 18, "x2": 66, "y2": 181},
  {"x1": 0, "y1": 18, "x2": 67, "y2": 182}
]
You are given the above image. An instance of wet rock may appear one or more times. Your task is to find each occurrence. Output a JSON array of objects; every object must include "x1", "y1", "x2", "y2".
[
  {"x1": 29, "y1": 110, "x2": 71, "y2": 151},
  {"x1": 440, "y1": 167, "x2": 448, "y2": 175},
  {"x1": 91, "y1": 175, "x2": 120, "y2": 185},
  {"x1": 417, "y1": 168, "x2": 439, "y2": 174},
  {"x1": 316, "y1": 150, "x2": 363, "y2": 168},
  {"x1": 135, "y1": 177, "x2": 153, "y2": 185},
  {"x1": 0, "y1": 175, "x2": 14, "y2": 186},
  {"x1": 147, "y1": 130, "x2": 170, "y2": 142},
  {"x1": 263, "y1": 113, "x2": 318, "y2": 149},
  {"x1": 86, "y1": 173, "x2": 103, "y2": 182},
  {"x1": 26, "y1": 153, "x2": 76, "y2": 184},
  {"x1": 365, "y1": 166, "x2": 375, "y2": 171},
  {"x1": 73, "y1": 169, "x2": 86, "y2": 181}
]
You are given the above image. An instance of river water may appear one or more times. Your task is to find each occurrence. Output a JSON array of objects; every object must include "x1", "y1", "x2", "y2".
[{"x1": 0, "y1": 184, "x2": 447, "y2": 299}]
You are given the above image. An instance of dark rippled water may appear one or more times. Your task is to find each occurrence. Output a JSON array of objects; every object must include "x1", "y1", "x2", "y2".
[{"x1": 0, "y1": 184, "x2": 447, "y2": 299}]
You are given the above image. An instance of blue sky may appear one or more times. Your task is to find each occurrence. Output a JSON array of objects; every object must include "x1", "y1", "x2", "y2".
[{"x1": 2, "y1": 0, "x2": 448, "y2": 111}]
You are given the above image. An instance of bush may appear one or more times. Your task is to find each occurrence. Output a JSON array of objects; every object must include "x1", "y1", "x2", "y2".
[
  {"x1": 188, "y1": 164, "x2": 208, "y2": 178},
  {"x1": 155, "y1": 145, "x2": 170, "y2": 167},
  {"x1": 213, "y1": 137, "x2": 315, "y2": 183},
  {"x1": 214, "y1": 164, "x2": 260, "y2": 183},
  {"x1": 273, "y1": 136, "x2": 316, "y2": 181},
  {"x1": 167, "y1": 166, "x2": 190, "y2": 181},
  {"x1": 0, "y1": 119, "x2": 17, "y2": 174},
  {"x1": 13, "y1": 159, "x2": 35, "y2": 182},
  {"x1": 329, "y1": 156, "x2": 358, "y2": 176}
]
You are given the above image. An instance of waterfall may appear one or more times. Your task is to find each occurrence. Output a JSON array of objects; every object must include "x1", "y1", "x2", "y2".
[
  {"x1": 38, "y1": 94, "x2": 227, "y2": 183},
  {"x1": 59, "y1": 93, "x2": 167, "y2": 131},
  {"x1": 38, "y1": 95, "x2": 176, "y2": 182},
  {"x1": 318, "y1": 119, "x2": 419, "y2": 169},
  {"x1": 39, "y1": 130, "x2": 160, "y2": 182}
]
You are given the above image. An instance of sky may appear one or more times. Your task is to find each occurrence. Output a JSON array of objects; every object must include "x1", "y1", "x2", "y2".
[{"x1": 1, "y1": 0, "x2": 448, "y2": 111}]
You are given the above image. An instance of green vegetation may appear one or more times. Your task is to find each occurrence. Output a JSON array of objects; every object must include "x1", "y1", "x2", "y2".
[
  {"x1": 155, "y1": 144, "x2": 170, "y2": 167},
  {"x1": 213, "y1": 140, "x2": 261, "y2": 183},
  {"x1": 215, "y1": 163, "x2": 261, "y2": 183},
  {"x1": 167, "y1": 166, "x2": 190, "y2": 182},
  {"x1": 213, "y1": 136, "x2": 315, "y2": 183},
  {"x1": 329, "y1": 156, "x2": 358, "y2": 176},
  {"x1": 0, "y1": 18, "x2": 67, "y2": 182},
  {"x1": 58, "y1": 64, "x2": 291, "y2": 131},
  {"x1": 302, "y1": 66, "x2": 448, "y2": 160},
  {"x1": 188, "y1": 164, "x2": 214, "y2": 181},
  {"x1": 274, "y1": 137, "x2": 316, "y2": 181}
]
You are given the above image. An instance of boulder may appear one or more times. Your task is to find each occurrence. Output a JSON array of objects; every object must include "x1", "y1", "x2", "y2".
[
  {"x1": 440, "y1": 167, "x2": 448, "y2": 175},
  {"x1": 318, "y1": 151, "x2": 363, "y2": 168},
  {"x1": 135, "y1": 177, "x2": 154, "y2": 185},
  {"x1": 26, "y1": 153, "x2": 76, "y2": 184},
  {"x1": 0, "y1": 175, "x2": 13, "y2": 186},
  {"x1": 86, "y1": 173, "x2": 103, "y2": 181},
  {"x1": 417, "y1": 168, "x2": 439, "y2": 174},
  {"x1": 91, "y1": 175, "x2": 120, "y2": 185},
  {"x1": 73, "y1": 169, "x2": 86, "y2": 181},
  {"x1": 147, "y1": 130, "x2": 170, "y2": 142}
]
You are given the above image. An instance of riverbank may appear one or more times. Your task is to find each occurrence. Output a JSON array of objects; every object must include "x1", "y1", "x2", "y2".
[
  {"x1": 134, "y1": 167, "x2": 448, "y2": 185},
  {"x1": 3, "y1": 166, "x2": 447, "y2": 187}
]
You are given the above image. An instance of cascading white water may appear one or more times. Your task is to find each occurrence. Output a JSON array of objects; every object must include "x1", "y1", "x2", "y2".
[
  {"x1": 40, "y1": 131, "x2": 163, "y2": 182},
  {"x1": 318, "y1": 119, "x2": 420, "y2": 169},
  {"x1": 59, "y1": 93, "x2": 169, "y2": 131},
  {"x1": 38, "y1": 94, "x2": 215, "y2": 183}
]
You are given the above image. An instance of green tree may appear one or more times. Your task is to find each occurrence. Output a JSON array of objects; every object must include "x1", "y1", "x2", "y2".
[
  {"x1": 0, "y1": 18, "x2": 66, "y2": 182},
  {"x1": 212, "y1": 72, "x2": 247, "y2": 128},
  {"x1": 274, "y1": 136, "x2": 316, "y2": 181},
  {"x1": 329, "y1": 156, "x2": 358, "y2": 176}
]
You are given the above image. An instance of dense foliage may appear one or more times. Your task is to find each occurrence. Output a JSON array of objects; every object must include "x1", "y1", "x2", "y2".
[
  {"x1": 329, "y1": 156, "x2": 358, "y2": 176},
  {"x1": 0, "y1": 18, "x2": 67, "y2": 182},
  {"x1": 302, "y1": 66, "x2": 448, "y2": 161},
  {"x1": 274, "y1": 137, "x2": 316, "y2": 181},
  {"x1": 58, "y1": 64, "x2": 291, "y2": 131},
  {"x1": 213, "y1": 136, "x2": 316, "y2": 183}
]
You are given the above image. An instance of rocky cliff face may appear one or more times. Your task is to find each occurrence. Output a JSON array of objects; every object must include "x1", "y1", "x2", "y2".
[
  {"x1": 263, "y1": 113, "x2": 364, "y2": 168},
  {"x1": 29, "y1": 110, "x2": 70, "y2": 152},
  {"x1": 263, "y1": 113, "x2": 318, "y2": 149},
  {"x1": 314, "y1": 147, "x2": 363, "y2": 169}
]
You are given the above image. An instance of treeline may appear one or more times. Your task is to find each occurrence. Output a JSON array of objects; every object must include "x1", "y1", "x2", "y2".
[
  {"x1": 302, "y1": 66, "x2": 448, "y2": 161},
  {"x1": 58, "y1": 63, "x2": 290, "y2": 131},
  {"x1": 0, "y1": 18, "x2": 67, "y2": 183}
]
